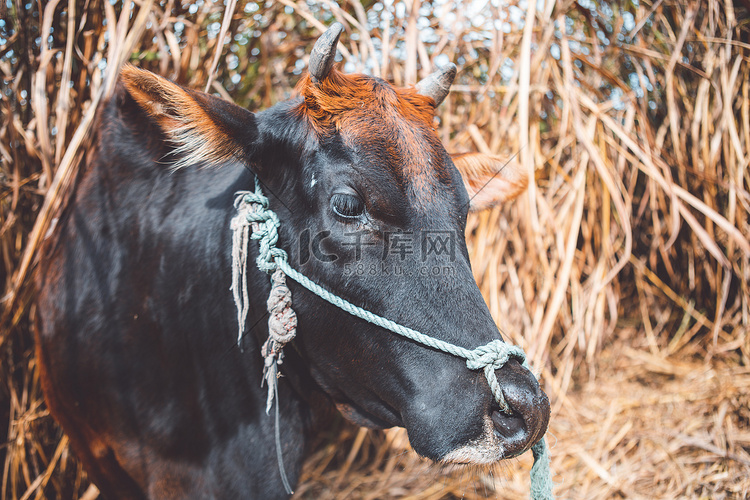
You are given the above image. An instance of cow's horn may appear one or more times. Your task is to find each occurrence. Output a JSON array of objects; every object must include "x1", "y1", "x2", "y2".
[
  {"x1": 309, "y1": 22, "x2": 344, "y2": 84},
  {"x1": 415, "y1": 63, "x2": 457, "y2": 106}
]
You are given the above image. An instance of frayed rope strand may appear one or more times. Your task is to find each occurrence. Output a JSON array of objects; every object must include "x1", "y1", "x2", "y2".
[{"x1": 231, "y1": 178, "x2": 554, "y2": 499}]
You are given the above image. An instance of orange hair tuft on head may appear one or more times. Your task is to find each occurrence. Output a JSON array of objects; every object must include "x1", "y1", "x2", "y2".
[{"x1": 293, "y1": 68, "x2": 436, "y2": 135}]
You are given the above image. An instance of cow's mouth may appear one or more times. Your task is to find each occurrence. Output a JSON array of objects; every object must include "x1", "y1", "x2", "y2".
[{"x1": 440, "y1": 408, "x2": 548, "y2": 465}]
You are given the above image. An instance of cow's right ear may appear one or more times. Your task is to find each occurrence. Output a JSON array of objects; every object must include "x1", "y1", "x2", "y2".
[
  {"x1": 120, "y1": 65, "x2": 259, "y2": 169},
  {"x1": 451, "y1": 153, "x2": 528, "y2": 211}
]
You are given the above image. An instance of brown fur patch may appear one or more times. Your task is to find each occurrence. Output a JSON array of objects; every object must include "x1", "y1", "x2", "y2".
[
  {"x1": 294, "y1": 69, "x2": 436, "y2": 130},
  {"x1": 295, "y1": 69, "x2": 446, "y2": 207}
]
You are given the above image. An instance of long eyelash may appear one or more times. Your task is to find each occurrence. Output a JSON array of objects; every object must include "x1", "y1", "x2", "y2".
[{"x1": 332, "y1": 194, "x2": 363, "y2": 218}]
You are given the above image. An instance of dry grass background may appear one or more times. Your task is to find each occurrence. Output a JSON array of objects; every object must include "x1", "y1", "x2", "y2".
[{"x1": 1, "y1": 0, "x2": 749, "y2": 498}]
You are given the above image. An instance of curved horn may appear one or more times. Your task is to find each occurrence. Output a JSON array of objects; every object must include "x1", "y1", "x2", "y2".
[
  {"x1": 415, "y1": 63, "x2": 457, "y2": 106},
  {"x1": 309, "y1": 22, "x2": 344, "y2": 83}
]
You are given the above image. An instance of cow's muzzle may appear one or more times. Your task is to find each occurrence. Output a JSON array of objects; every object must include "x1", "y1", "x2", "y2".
[{"x1": 438, "y1": 358, "x2": 550, "y2": 465}]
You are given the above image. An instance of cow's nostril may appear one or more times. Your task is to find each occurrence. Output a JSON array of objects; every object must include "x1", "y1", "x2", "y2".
[
  {"x1": 491, "y1": 410, "x2": 524, "y2": 438},
  {"x1": 488, "y1": 359, "x2": 551, "y2": 458},
  {"x1": 490, "y1": 409, "x2": 528, "y2": 457}
]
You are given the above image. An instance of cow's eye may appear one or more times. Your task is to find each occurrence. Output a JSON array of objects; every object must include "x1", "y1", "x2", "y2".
[{"x1": 330, "y1": 193, "x2": 364, "y2": 219}]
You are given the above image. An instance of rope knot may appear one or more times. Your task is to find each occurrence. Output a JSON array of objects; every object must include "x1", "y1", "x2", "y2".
[
  {"x1": 233, "y1": 181, "x2": 297, "y2": 415},
  {"x1": 465, "y1": 340, "x2": 527, "y2": 415},
  {"x1": 266, "y1": 268, "x2": 297, "y2": 345},
  {"x1": 242, "y1": 190, "x2": 269, "y2": 209},
  {"x1": 466, "y1": 339, "x2": 526, "y2": 371},
  {"x1": 234, "y1": 185, "x2": 289, "y2": 273}
]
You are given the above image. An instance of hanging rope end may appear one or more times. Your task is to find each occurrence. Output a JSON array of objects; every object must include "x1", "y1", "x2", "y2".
[
  {"x1": 529, "y1": 437, "x2": 554, "y2": 500},
  {"x1": 262, "y1": 358, "x2": 276, "y2": 415}
]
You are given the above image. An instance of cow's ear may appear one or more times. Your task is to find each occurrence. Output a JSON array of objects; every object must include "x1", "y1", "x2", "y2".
[
  {"x1": 120, "y1": 65, "x2": 258, "y2": 169},
  {"x1": 451, "y1": 153, "x2": 528, "y2": 212}
]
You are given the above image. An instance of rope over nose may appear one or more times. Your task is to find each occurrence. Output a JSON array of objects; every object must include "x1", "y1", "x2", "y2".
[{"x1": 466, "y1": 340, "x2": 527, "y2": 415}]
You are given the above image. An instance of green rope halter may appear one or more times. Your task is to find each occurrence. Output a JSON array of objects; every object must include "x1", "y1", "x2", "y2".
[{"x1": 231, "y1": 178, "x2": 554, "y2": 499}]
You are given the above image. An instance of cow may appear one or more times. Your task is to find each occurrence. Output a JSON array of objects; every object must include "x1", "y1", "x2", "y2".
[{"x1": 35, "y1": 24, "x2": 550, "y2": 499}]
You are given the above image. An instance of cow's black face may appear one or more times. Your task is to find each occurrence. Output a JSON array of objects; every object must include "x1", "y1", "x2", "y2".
[{"x1": 251, "y1": 69, "x2": 550, "y2": 463}]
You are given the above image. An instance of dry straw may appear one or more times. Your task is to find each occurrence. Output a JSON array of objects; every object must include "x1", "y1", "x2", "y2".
[{"x1": 1, "y1": 0, "x2": 749, "y2": 498}]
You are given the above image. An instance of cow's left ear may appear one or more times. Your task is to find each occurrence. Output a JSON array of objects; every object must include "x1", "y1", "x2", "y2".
[
  {"x1": 451, "y1": 153, "x2": 528, "y2": 211},
  {"x1": 120, "y1": 65, "x2": 259, "y2": 169}
]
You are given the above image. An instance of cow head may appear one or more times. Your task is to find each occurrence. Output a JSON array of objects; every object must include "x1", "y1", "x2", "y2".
[{"x1": 121, "y1": 24, "x2": 549, "y2": 464}]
